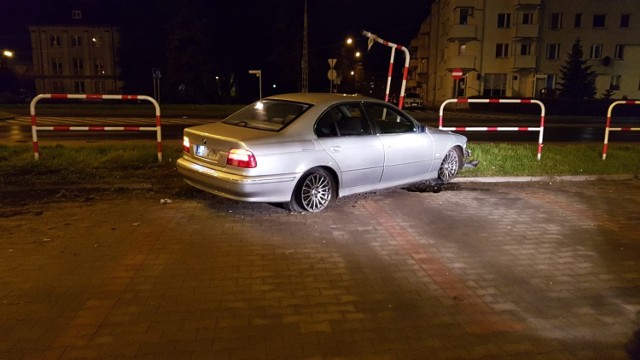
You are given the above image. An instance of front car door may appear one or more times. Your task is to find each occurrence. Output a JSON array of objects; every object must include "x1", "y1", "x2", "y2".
[{"x1": 362, "y1": 102, "x2": 434, "y2": 183}]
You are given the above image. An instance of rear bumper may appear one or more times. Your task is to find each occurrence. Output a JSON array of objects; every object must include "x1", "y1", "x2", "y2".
[{"x1": 176, "y1": 157, "x2": 298, "y2": 203}]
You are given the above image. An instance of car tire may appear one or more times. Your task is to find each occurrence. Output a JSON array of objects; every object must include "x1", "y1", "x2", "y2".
[
  {"x1": 285, "y1": 168, "x2": 335, "y2": 213},
  {"x1": 438, "y1": 147, "x2": 462, "y2": 183}
]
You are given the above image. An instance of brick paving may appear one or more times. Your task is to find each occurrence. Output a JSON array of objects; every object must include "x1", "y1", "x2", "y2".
[{"x1": 0, "y1": 180, "x2": 639, "y2": 359}]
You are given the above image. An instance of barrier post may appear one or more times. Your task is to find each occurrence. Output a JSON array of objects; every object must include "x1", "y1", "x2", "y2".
[
  {"x1": 602, "y1": 100, "x2": 640, "y2": 160},
  {"x1": 361, "y1": 30, "x2": 410, "y2": 109},
  {"x1": 438, "y1": 98, "x2": 546, "y2": 160},
  {"x1": 29, "y1": 94, "x2": 162, "y2": 162}
]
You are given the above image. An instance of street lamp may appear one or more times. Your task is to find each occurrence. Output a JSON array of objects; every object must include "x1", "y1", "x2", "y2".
[{"x1": 2, "y1": 50, "x2": 14, "y2": 58}]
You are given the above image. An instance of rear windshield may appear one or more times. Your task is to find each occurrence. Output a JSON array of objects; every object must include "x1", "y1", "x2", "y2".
[{"x1": 222, "y1": 100, "x2": 310, "y2": 131}]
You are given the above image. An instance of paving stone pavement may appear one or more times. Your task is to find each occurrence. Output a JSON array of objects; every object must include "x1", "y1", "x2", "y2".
[{"x1": 0, "y1": 180, "x2": 639, "y2": 360}]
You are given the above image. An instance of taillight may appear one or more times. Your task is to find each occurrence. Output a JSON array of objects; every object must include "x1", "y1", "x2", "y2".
[
  {"x1": 227, "y1": 148, "x2": 257, "y2": 168},
  {"x1": 182, "y1": 136, "x2": 190, "y2": 153}
]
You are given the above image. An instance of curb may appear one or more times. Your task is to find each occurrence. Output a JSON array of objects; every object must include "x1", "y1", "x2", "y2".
[{"x1": 454, "y1": 174, "x2": 638, "y2": 183}]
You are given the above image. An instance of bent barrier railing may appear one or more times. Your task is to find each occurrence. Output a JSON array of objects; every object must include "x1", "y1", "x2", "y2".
[
  {"x1": 602, "y1": 100, "x2": 640, "y2": 160},
  {"x1": 30, "y1": 94, "x2": 162, "y2": 162},
  {"x1": 439, "y1": 98, "x2": 546, "y2": 160}
]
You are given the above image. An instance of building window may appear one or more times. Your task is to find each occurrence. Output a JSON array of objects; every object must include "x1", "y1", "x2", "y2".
[
  {"x1": 546, "y1": 44, "x2": 560, "y2": 60},
  {"x1": 94, "y1": 57, "x2": 105, "y2": 74},
  {"x1": 50, "y1": 35, "x2": 61, "y2": 47},
  {"x1": 51, "y1": 58, "x2": 63, "y2": 74},
  {"x1": 614, "y1": 45, "x2": 625, "y2": 59},
  {"x1": 520, "y1": 43, "x2": 532, "y2": 56},
  {"x1": 71, "y1": 10, "x2": 82, "y2": 19},
  {"x1": 73, "y1": 81, "x2": 85, "y2": 93},
  {"x1": 91, "y1": 35, "x2": 104, "y2": 48},
  {"x1": 52, "y1": 80, "x2": 65, "y2": 93},
  {"x1": 522, "y1": 13, "x2": 534, "y2": 25},
  {"x1": 550, "y1": 13, "x2": 562, "y2": 29},
  {"x1": 495, "y1": 43, "x2": 509, "y2": 58},
  {"x1": 483, "y1": 73, "x2": 507, "y2": 97},
  {"x1": 95, "y1": 80, "x2": 106, "y2": 93},
  {"x1": 459, "y1": 8, "x2": 473, "y2": 25},
  {"x1": 70, "y1": 34, "x2": 82, "y2": 47},
  {"x1": 610, "y1": 75, "x2": 621, "y2": 90},
  {"x1": 574, "y1": 13, "x2": 582, "y2": 28},
  {"x1": 458, "y1": 44, "x2": 467, "y2": 55},
  {"x1": 593, "y1": 14, "x2": 606, "y2": 28},
  {"x1": 72, "y1": 58, "x2": 84, "y2": 75},
  {"x1": 621, "y1": 14, "x2": 630, "y2": 28},
  {"x1": 497, "y1": 13, "x2": 511, "y2": 28},
  {"x1": 589, "y1": 44, "x2": 603, "y2": 59}
]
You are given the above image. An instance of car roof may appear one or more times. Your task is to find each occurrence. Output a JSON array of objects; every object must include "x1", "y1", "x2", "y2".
[{"x1": 264, "y1": 93, "x2": 384, "y2": 107}]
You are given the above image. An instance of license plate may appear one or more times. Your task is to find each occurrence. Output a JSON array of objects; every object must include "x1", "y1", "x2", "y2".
[{"x1": 195, "y1": 145, "x2": 220, "y2": 160}]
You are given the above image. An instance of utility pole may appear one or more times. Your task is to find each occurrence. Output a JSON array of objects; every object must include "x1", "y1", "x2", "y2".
[{"x1": 301, "y1": 0, "x2": 309, "y2": 92}]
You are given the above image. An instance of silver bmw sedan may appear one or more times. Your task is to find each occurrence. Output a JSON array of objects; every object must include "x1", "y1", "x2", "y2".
[{"x1": 177, "y1": 93, "x2": 468, "y2": 212}]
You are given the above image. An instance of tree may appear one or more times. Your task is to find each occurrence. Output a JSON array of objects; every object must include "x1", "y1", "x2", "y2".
[{"x1": 558, "y1": 38, "x2": 596, "y2": 99}]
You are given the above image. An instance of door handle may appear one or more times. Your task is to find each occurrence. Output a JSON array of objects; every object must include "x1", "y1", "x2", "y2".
[{"x1": 329, "y1": 146, "x2": 342, "y2": 152}]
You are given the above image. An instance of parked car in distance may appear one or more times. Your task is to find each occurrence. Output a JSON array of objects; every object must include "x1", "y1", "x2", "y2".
[
  {"x1": 176, "y1": 93, "x2": 469, "y2": 213},
  {"x1": 403, "y1": 92, "x2": 425, "y2": 109}
]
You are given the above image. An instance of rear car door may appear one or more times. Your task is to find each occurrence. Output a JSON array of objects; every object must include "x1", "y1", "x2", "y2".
[{"x1": 315, "y1": 103, "x2": 384, "y2": 189}]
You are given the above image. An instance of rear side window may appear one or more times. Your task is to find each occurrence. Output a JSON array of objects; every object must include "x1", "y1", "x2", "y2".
[
  {"x1": 364, "y1": 103, "x2": 417, "y2": 134},
  {"x1": 315, "y1": 103, "x2": 372, "y2": 137}
]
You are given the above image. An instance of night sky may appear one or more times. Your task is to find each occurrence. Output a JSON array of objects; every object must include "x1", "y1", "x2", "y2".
[{"x1": 0, "y1": 0, "x2": 432, "y2": 95}]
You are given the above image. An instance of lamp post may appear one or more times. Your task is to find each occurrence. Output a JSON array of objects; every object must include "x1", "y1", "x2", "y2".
[{"x1": 248, "y1": 69, "x2": 262, "y2": 99}]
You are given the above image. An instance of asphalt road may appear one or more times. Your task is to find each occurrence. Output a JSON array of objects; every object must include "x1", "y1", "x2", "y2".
[{"x1": 1, "y1": 111, "x2": 639, "y2": 143}]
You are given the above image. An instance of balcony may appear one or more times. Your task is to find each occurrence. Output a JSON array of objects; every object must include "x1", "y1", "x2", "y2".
[
  {"x1": 512, "y1": 55, "x2": 536, "y2": 69},
  {"x1": 446, "y1": 55, "x2": 476, "y2": 70},
  {"x1": 448, "y1": 24, "x2": 477, "y2": 41},
  {"x1": 452, "y1": 0, "x2": 476, "y2": 8},
  {"x1": 514, "y1": 24, "x2": 539, "y2": 38},
  {"x1": 514, "y1": 0, "x2": 541, "y2": 7}
]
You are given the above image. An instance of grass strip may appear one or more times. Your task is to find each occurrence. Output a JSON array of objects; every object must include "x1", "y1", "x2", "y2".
[{"x1": 0, "y1": 142, "x2": 638, "y2": 186}]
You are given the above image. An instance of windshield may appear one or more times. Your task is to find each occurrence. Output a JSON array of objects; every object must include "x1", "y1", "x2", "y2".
[{"x1": 222, "y1": 100, "x2": 311, "y2": 131}]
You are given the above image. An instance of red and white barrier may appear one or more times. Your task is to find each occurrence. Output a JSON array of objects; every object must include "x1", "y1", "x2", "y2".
[
  {"x1": 361, "y1": 30, "x2": 410, "y2": 109},
  {"x1": 439, "y1": 98, "x2": 546, "y2": 160},
  {"x1": 602, "y1": 100, "x2": 640, "y2": 160},
  {"x1": 30, "y1": 94, "x2": 162, "y2": 162}
]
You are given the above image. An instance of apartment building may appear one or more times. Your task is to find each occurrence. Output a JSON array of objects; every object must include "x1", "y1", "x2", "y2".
[
  {"x1": 29, "y1": 5, "x2": 121, "y2": 95},
  {"x1": 408, "y1": 0, "x2": 640, "y2": 107}
]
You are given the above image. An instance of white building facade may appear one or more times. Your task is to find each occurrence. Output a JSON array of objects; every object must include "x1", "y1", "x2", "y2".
[{"x1": 408, "y1": 0, "x2": 640, "y2": 107}]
